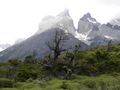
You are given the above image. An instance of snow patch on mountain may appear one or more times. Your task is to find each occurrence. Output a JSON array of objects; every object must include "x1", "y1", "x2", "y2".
[
  {"x1": 75, "y1": 31, "x2": 87, "y2": 40},
  {"x1": 75, "y1": 30, "x2": 92, "y2": 45},
  {"x1": 104, "y1": 35, "x2": 114, "y2": 40},
  {"x1": 87, "y1": 18, "x2": 97, "y2": 24}
]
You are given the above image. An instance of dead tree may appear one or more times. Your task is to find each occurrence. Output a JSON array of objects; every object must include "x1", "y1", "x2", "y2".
[{"x1": 46, "y1": 28, "x2": 69, "y2": 61}]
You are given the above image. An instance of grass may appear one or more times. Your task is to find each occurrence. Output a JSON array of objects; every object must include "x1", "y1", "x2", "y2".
[{"x1": 1, "y1": 74, "x2": 120, "y2": 90}]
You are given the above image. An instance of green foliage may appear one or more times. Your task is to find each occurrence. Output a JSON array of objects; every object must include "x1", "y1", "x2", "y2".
[
  {"x1": 24, "y1": 55, "x2": 37, "y2": 64},
  {"x1": 60, "y1": 81, "x2": 69, "y2": 89},
  {"x1": 17, "y1": 63, "x2": 38, "y2": 82},
  {"x1": 0, "y1": 78, "x2": 14, "y2": 88},
  {"x1": 1, "y1": 43, "x2": 120, "y2": 84},
  {"x1": 2, "y1": 75, "x2": 120, "y2": 90},
  {"x1": 26, "y1": 78, "x2": 33, "y2": 82}
]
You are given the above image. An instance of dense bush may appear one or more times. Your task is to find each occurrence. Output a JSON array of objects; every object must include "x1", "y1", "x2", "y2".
[
  {"x1": 0, "y1": 78, "x2": 14, "y2": 88},
  {"x1": 60, "y1": 81, "x2": 69, "y2": 89}
]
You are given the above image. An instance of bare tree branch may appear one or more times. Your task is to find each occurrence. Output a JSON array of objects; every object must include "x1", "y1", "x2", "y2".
[{"x1": 46, "y1": 28, "x2": 69, "y2": 61}]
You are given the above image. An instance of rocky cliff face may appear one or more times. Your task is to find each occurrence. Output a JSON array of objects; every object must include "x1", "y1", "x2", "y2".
[
  {"x1": 77, "y1": 13, "x2": 120, "y2": 46},
  {"x1": 37, "y1": 9, "x2": 76, "y2": 35}
]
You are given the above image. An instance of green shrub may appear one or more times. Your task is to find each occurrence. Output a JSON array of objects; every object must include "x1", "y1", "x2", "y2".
[
  {"x1": 70, "y1": 74, "x2": 80, "y2": 80},
  {"x1": 82, "y1": 80, "x2": 96, "y2": 89},
  {"x1": 33, "y1": 80, "x2": 46, "y2": 88},
  {"x1": 0, "y1": 78, "x2": 14, "y2": 88},
  {"x1": 26, "y1": 78, "x2": 33, "y2": 82},
  {"x1": 60, "y1": 81, "x2": 69, "y2": 89}
]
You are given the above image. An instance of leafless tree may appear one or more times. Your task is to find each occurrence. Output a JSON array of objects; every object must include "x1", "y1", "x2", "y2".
[{"x1": 46, "y1": 28, "x2": 69, "y2": 61}]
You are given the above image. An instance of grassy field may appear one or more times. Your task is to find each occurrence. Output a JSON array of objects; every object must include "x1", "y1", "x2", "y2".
[{"x1": 1, "y1": 75, "x2": 120, "y2": 90}]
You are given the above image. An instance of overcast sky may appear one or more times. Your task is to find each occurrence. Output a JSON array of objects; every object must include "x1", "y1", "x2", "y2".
[{"x1": 0, "y1": 0, "x2": 120, "y2": 45}]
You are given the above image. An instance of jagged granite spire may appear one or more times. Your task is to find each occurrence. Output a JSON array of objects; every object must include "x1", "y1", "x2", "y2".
[{"x1": 80, "y1": 13, "x2": 97, "y2": 23}]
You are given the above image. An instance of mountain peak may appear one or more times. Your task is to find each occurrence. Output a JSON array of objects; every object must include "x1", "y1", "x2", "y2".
[
  {"x1": 81, "y1": 13, "x2": 91, "y2": 19},
  {"x1": 84, "y1": 13, "x2": 91, "y2": 18},
  {"x1": 80, "y1": 13, "x2": 97, "y2": 23},
  {"x1": 37, "y1": 9, "x2": 75, "y2": 35}
]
